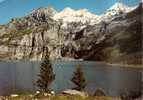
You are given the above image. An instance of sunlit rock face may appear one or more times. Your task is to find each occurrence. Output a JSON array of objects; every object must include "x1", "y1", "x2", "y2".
[{"x1": 0, "y1": 2, "x2": 142, "y2": 64}]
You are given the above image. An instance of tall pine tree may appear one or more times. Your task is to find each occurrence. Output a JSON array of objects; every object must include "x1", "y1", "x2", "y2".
[
  {"x1": 71, "y1": 65, "x2": 86, "y2": 91},
  {"x1": 37, "y1": 48, "x2": 55, "y2": 93}
]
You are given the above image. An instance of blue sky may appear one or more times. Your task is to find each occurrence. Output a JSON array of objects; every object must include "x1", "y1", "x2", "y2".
[{"x1": 0, "y1": 0, "x2": 140, "y2": 24}]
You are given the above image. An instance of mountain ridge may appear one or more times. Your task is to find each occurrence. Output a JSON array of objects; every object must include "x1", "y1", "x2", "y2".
[{"x1": 0, "y1": 2, "x2": 141, "y2": 65}]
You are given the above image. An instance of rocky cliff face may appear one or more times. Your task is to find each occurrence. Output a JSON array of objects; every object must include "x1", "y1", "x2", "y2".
[{"x1": 0, "y1": 2, "x2": 142, "y2": 64}]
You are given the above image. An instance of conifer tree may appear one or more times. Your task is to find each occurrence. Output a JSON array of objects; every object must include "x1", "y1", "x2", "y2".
[
  {"x1": 71, "y1": 65, "x2": 86, "y2": 91},
  {"x1": 37, "y1": 49, "x2": 55, "y2": 93}
]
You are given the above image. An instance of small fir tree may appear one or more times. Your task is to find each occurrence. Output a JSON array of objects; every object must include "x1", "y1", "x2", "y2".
[
  {"x1": 71, "y1": 65, "x2": 86, "y2": 91},
  {"x1": 37, "y1": 50, "x2": 55, "y2": 93}
]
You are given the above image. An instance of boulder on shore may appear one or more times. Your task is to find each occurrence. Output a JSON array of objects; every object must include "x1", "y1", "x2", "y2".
[
  {"x1": 94, "y1": 88, "x2": 106, "y2": 96},
  {"x1": 62, "y1": 89, "x2": 88, "y2": 97}
]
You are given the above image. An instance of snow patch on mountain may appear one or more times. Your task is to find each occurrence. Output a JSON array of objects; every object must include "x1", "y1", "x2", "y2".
[
  {"x1": 102, "y1": 2, "x2": 136, "y2": 21},
  {"x1": 53, "y1": 7, "x2": 101, "y2": 25},
  {"x1": 109, "y1": 2, "x2": 135, "y2": 13}
]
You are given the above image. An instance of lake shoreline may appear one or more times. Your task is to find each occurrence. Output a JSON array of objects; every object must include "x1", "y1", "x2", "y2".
[
  {"x1": 106, "y1": 62, "x2": 143, "y2": 69},
  {"x1": 0, "y1": 60, "x2": 142, "y2": 69}
]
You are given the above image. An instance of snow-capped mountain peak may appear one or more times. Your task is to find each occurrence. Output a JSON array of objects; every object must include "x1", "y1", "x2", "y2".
[
  {"x1": 28, "y1": 2, "x2": 136, "y2": 26},
  {"x1": 53, "y1": 7, "x2": 101, "y2": 25},
  {"x1": 105, "y1": 2, "x2": 135, "y2": 16},
  {"x1": 102, "y1": 2, "x2": 136, "y2": 21},
  {"x1": 62, "y1": 7, "x2": 75, "y2": 13},
  {"x1": 108, "y1": 2, "x2": 135, "y2": 13}
]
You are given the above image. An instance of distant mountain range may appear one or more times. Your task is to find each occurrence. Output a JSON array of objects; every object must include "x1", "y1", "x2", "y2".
[{"x1": 0, "y1": 2, "x2": 142, "y2": 64}]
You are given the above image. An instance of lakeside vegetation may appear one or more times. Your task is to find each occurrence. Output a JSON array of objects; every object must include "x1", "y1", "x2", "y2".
[{"x1": 0, "y1": 95, "x2": 121, "y2": 100}]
